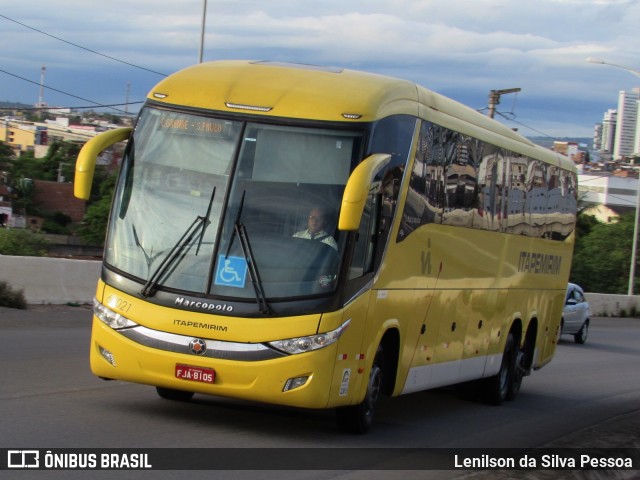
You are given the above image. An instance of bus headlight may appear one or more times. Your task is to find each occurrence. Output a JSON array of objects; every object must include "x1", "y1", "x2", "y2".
[
  {"x1": 93, "y1": 298, "x2": 138, "y2": 330},
  {"x1": 268, "y1": 319, "x2": 350, "y2": 355}
]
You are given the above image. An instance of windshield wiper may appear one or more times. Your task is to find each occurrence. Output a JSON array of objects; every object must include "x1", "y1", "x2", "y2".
[
  {"x1": 197, "y1": 186, "x2": 216, "y2": 255},
  {"x1": 132, "y1": 224, "x2": 152, "y2": 269},
  {"x1": 225, "y1": 191, "x2": 273, "y2": 315},
  {"x1": 140, "y1": 216, "x2": 205, "y2": 297},
  {"x1": 140, "y1": 187, "x2": 216, "y2": 298}
]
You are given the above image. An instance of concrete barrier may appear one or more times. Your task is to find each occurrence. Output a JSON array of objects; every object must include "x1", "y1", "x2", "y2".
[
  {"x1": 0, "y1": 255, "x2": 101, "y2": 305},
  {"x1": 585, "y1": 292, "x2": 640, "y2": 317},
  {"x1": 2, "y1": 256, "x2": 640, "y2": 315}
]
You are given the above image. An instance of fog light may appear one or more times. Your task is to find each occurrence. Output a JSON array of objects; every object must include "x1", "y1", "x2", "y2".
[
  {"x1": 283, "y1": 376, "x2": 309, "y2": 392},
  {"x1": 99, "y1": 346, "x2": 116, "y2": 366}
]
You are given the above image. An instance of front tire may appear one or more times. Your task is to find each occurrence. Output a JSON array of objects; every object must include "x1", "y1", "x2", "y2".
[{"x1": 336, "y1": 346, "x2": 384, "y2": 434}]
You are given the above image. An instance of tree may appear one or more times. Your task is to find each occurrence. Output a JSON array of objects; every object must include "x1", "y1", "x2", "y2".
[
  {"x1": 6, "y1": 140, "x2": 80, "y2": 183},
  {"x1": 574, "y1": 212, "x2": 599, "y2": 251},
  {"x1": 78, "y1": 173, "x2": 117, "y2": 245},
  {"x1": 570, "y1": 214, "x2": 635, "y2": 294},
  {"x1": 0, "y1": 141, "x2": 14, "y2": 167},
  {"x1": 11, "y1": 177, "x2": 35, "y2": 213},
  {"x1": 41, "y1": 211, "x2": 73, "y2": 234},
  {"x1": 38, "y1": 140, "x2": 81, "y2": 182}
]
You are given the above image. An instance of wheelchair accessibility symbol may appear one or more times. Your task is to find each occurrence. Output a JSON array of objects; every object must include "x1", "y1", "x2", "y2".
[{"x1": 214, "y1": 255, "x2": 248, "y2": 288}]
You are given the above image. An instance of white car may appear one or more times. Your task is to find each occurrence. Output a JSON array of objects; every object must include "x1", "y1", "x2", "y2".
[{"x1": 560, "y1": 283, "x2": 590, "y2": 344}]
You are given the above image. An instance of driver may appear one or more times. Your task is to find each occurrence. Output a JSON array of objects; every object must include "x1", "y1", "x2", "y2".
[{"x1": 293, "y1": 207, "x2": 337, "y2": 250}]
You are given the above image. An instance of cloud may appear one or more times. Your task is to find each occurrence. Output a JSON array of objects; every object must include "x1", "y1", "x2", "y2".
[{"x1": 1, "y1": 0, "x2": 638, "y2": 137}]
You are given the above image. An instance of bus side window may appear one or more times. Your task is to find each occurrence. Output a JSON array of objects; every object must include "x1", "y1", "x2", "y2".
[{"x1": 348, "y1": 192, "x2": 380, "y2": 280}]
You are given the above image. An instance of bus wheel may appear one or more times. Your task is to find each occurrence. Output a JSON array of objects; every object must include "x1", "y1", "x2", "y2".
[
  {"x1": 336, "y1": 345, "x2": 384, "y2": 434},
  {"x1": 507, "y1": 349, "x2": 525, "y2": 401},
  {"x1": 481, "y1": 333, "x2": 517, "y2": 405},
  {"x1": 156, "y1": 387, "x2": 194, "y2": 402}
]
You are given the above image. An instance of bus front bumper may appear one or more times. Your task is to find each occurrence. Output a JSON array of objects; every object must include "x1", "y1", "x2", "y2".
[{"x1": 89, "y1": 317, "x2": 343, "y2": 409}]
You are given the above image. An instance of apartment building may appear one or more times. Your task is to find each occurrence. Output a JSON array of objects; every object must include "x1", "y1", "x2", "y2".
[{"x1": 613, "y1": 88, "x2": 639, "y2": 160}]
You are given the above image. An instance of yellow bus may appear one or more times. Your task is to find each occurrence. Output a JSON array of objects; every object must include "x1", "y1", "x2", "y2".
[{"x1": 75, "y1": 60, "x2": 577, "y2": 433}]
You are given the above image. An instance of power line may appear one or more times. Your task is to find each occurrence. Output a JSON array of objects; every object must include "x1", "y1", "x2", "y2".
[
  {"x1": 0, "y1": 14, "x2": 167, "y2": 77},
  {"x1": 0, "y1": 101, "x2": 143, "y2": 112},
  {"x1": 494, "y1": 110, "x2": 558, "y2": 139},
  {"x1": 477, "y1": 106, "x2": 555, "y2": 138},
  {"x1": 0, "y1": 68, "x2": 134, "y2": 115}
]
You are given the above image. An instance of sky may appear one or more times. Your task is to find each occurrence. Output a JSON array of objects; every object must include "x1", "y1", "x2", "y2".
[{"x1": 1, "y1": 0, "x2": 639, "y2": 138}]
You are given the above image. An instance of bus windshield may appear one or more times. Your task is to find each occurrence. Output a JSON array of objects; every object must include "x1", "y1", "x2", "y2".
[{"x1": 105, "y1": 107, "x2": 363, "y2": 301}]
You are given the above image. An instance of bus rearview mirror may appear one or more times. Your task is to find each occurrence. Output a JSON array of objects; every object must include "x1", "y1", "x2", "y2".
[
  {"x1": 338, "y1": 153, "x2": 391, "y2": 231},
  {"x1": 74, "y1": 127, "x2": 132, "y2": 200}
]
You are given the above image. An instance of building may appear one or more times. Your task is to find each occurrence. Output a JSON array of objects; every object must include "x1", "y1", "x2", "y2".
[
  {"x1": 578, "y1": 165, "x2": 640, "y2": 222},
  {"x1": 579, "y1": 170, "x2": 636, "y2": 208},
  {"x1": 593, "y1": 123, "x2": 603, "y2": 152},
  {"x1": 553, "y1": 141, "x2": 588, "y2": 164},
  {"x1": 1, "y1": 117, "x2": 100, "y2": 158},
  {"x1": 32, "y1": 180, "x2": 86, "y2": 223},
  {"x1": 613, "y1": 89, "x2": 639, "y2": 160},
  {"x1": 0, "y1": 119, "x2": 47, "y2": 155},
  {"x1": 600, "y1": 109, "x2": 617, "y2": 155},
  {"x1": 636, "y1": 106, "x2": 640, "y2": 157}
]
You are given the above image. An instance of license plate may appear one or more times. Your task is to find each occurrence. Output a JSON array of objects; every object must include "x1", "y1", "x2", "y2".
[{"x1": 175, "y1": 364, "x2": 215, "y2": 384}]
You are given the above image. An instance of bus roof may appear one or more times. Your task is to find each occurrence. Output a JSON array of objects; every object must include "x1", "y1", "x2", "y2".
[
  {"x1": 149, "y1": 60, "x2": 417, "y2": 121},
  {"x1": 148, "y1": 60, "x2": 573, "y2": 171}
]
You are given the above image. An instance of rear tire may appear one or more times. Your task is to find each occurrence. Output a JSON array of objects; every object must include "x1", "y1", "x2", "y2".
[
  {"x1": 336, "y1": 345, "x2": 384, "y2": 434},
  {"x1": 156, "y1": 387, "x2": 194, "y2": 402},
  {"x1": 507, "y1": 349, "x2": 525, "y2": 401},
  {"x1": 481, "y1": 333, "x2": 517, "y2": 405}
]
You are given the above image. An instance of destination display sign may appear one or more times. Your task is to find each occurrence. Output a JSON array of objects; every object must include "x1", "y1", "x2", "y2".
[{"x1": 158, "y1": 115, "x2": 231, "y2": 138}]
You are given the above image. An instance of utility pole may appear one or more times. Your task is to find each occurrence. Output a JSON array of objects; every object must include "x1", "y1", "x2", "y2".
[
  {"x1": 198, "y1": 0, "x2": 207, "y2": 63},
  {"x1": 487, "y1": 88, "x2": 521, "y2": 119},
  {"x1": 37, "y1": 65, "x2": 46, "y2": 108},
  {"x1": 125, "y1": 82, "x2": 131, "y2": 115}
]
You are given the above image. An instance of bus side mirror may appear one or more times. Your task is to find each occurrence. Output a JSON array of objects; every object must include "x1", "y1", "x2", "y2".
[
  {"x1": 74, "y1": 127, "x2": 132, "y2": 200},
  {"x1": 338, "y1": 153, "x2": 391, "y2": 231}
]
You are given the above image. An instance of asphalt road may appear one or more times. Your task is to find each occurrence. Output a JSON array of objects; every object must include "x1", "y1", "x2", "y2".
[{"x1": 1, "y1": 305, "x2": 639, "y2": 480}]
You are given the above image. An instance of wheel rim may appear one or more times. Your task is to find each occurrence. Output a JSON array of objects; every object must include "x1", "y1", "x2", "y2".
[
  {"x1": 580, "y1": 323, "x2": 588, "y2": 342},
  {"x1": 498, "y1": 359, "x2": 510, "y2": 396},
  {"x1": 498, "y1": 339, "x2": 514, "y2": 398},
  {"x1": 364, "y1": 364, "x2": 382, "y2": 418},
  {"x1": 510, "y1": 350, "x2": 524, "y2": 397}
]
